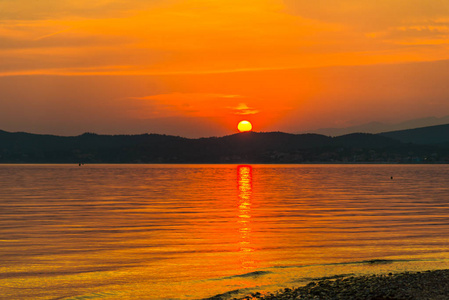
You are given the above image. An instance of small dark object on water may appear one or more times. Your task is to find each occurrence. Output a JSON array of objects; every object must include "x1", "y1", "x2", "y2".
[{"x1": 391, "y1": 176, "x2": 393, "y2": 180}]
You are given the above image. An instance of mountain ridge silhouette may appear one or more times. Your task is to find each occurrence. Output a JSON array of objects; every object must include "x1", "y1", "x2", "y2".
[{"x1": 1, "y1": 124, "x2": 449, "y2": 163}]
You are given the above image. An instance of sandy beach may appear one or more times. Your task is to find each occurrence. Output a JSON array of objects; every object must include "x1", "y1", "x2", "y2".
[{"x1": 231, "y1": 269, "x2": 449, "y2": 300}]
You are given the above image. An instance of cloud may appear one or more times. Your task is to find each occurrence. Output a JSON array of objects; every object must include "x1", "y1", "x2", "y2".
[
  {"x1": 0, "y1": 0, "x2": 170, "y2": 20},
  {"x1": 2, "y1": 0, "x2": 449, "y2": 77},
  {"x1": 127, "y1": 93, "x2": 246, "y2": 118},
  {"x1": 367, "y1": 19, "x2": 449, "y2": 46},
  {"x1": 33, "y1": 27, "x2": 75, "y2": 41},
  {"x1": 283, "y1": 0, "x2": 449, "y2": 31},
  {"x1": 0, "y1": 0, "x2": 349, "y2": 76},
  {"x1": 229, "y1": 103, "x2": 260, "y2": 115}
]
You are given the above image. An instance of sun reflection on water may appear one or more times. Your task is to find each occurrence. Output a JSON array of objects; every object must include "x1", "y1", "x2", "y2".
[{"x1": 237, "y1": 165, "x2": 254, "y2": 269}]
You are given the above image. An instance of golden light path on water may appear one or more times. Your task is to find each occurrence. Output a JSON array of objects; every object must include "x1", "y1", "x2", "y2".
[{"x1": 238, "y1": 165, "x2": 254, "y2": 269}]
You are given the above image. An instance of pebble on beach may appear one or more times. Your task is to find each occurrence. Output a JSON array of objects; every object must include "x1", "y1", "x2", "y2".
[{"x1": 233, "y1": 269, "x2": 449, "y2": 300}]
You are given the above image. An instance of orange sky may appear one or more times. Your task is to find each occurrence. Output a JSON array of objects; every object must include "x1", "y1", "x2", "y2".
[{"x1": 1, "y1": 0, "x2": 449, "y2": 137}]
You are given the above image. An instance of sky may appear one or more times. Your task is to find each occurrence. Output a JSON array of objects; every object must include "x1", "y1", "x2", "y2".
[{"x1": 1, "y1": 0, "x2": 449, "y2": 137}]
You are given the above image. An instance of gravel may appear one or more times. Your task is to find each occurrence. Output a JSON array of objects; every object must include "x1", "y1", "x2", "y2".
[{"x1": 234, "y1": 269, "x2": 449, "y2": 300}]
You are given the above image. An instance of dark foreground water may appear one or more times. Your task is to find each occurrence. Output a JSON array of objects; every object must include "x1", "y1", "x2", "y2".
[{"x1": 1, "y1": 164, "x2": 449, "y2": 299}]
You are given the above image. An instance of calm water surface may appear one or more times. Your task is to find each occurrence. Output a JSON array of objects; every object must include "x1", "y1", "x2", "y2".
[{"x1": 1, "y1": 164, "x2": 449, "y2": 299}]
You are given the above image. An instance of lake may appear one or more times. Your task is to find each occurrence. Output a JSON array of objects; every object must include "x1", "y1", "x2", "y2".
[{"x1": 1, "y1": 164, "x2": 449, "y2": 299}]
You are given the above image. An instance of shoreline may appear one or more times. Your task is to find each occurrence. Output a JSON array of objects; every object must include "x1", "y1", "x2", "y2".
[{"x1": 228, "y1": 269, "x2": 449, "y2": 300}]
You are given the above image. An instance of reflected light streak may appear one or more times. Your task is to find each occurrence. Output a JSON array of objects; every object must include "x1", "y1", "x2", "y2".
[{"x1": 237, "y1": 165, "x2": 254, "y2": 269}]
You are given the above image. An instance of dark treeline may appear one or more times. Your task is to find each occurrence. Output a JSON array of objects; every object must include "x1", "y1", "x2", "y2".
[{"x1": 1, "y1": 123, "x2": 449, "y2": 163}]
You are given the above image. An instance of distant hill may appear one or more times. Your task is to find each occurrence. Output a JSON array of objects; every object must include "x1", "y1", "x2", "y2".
[
  {"x1": 379, "y1": 123, "x2": 449, "y2": 145},
  {"x1": 1, "y1": 126, "x2": 449, "y2": 163},
  {"x1": 333, "y1": 133, "x2": 402, "y2": 148},
  {"x1": 307, "y1": 116, "x2": 449, "y2": 137}
]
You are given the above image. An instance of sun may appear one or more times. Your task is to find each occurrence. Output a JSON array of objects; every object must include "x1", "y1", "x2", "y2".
[{"x1": 237, "y1": 120, "x2": 252, "y2": 132}]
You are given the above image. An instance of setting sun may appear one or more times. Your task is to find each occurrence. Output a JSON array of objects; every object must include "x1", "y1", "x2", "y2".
[{"x1": 238, "y1": 120, "x2": 252, "y2": 132}]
